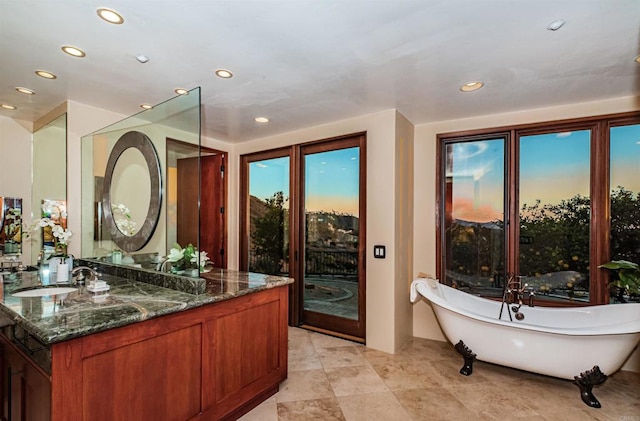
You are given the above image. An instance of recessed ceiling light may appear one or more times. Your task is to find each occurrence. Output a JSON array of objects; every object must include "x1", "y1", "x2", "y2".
[
  {"x1": 97, "y1": 8, "x2": 124, "y2": 24},
  {"x1": 546, "y1": 19, "x2": 566, "y2": 31},
  {"x1": 136, "y1": 54, "x2": 150, "y2": 64},
  {"x1": 15, "y1": 87, "x2": 35, "y2": 95},
  {"x1": 215, "y1": 69, "x2": 233, "y2": 79},
  {"x1": 35, "y1": 70, "x2": 57, "y2": 79},
  {"x1": 254, "y1": 117, "x2": 269, "y2": 123},
  {"x1": 175, "y1": 88, "x2": 189, "y2": 95},
  {"x1": 140, "y1": 104, "x2": 153, "y2": 110},
  {"x1": 62, "y1": 45, "x2": 86, "y2": 58},
  {"x1": 1, "y1": 104, "x2": 17, "y2": 110},
  {"x1": 460, "y1": 81, "x2": 484, "y2": 92}
]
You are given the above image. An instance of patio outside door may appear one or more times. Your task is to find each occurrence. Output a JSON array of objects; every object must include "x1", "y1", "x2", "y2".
[
  {"x1": 299, "y1": 136, "x2": 365, "y2": 340},
  {"x1": 240, "y1": 134, "x2": 366, "y2": 341}
]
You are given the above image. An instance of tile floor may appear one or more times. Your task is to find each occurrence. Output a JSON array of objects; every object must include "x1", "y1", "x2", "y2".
[{"x1": 240, "y1": 327, "x2": 640, "y2": 421}]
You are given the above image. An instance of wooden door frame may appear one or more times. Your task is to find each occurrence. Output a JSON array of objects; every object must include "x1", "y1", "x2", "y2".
[
  {"x1": 239, "y1": 133, "x2": 367, "y2": 341},
  {"x1": 239, "y1": 148, "x2": 297, "y2": 324},
  {"x1": 297, "y1": 132, "x2": 366, "y2": 340},
  {"x1": 167, "y1": 137, "x2": 228, "y2": 269}
]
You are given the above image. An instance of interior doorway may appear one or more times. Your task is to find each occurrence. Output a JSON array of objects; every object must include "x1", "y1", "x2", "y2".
[{"x1": 167, "y1": 139, "x2": 227, "y2": 268}]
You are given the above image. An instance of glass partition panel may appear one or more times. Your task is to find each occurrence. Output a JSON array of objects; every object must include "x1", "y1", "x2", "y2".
[{"x1": 81, "y1": 88, "x2": 201, "y2": 271}]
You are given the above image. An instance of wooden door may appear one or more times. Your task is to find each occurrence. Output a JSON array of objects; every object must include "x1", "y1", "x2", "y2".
[
  {"x1": 177, "y1": 154, "x2": 226, "y2": 268},
  {"x1": 200, "y1": 154, "x2": 226, "y2": 268}
]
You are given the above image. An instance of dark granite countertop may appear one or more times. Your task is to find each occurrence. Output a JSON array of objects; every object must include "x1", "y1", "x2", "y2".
[{"x1": 0, "y1": 267, "x2": 293, "y2": 346}]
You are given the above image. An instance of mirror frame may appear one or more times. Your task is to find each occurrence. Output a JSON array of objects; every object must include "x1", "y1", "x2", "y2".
[{"x1": 102, "y1": 131, "x2": 162, "y2": 252}]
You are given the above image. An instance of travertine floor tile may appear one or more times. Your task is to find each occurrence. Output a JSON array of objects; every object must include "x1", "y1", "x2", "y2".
[
  {"x1": 338, "y1": 391, "x2": 412, "y2": 421},
  {"x1": 238, "y1": 396, "x2": 278, "y2": 421},
  {"x1": 359, "y1": 346, "x2": 413, "y2": 366},
  {"x1": 289, "y1": 348, "x2": 323, "y2": 371},
  {"x1": 276, "y1": 369, "x2": 335, "y2": 403},
  {"x1": 371, "y1": 358, "x2": 434, "y2": 391},
  {"x1": 242, "y1": 328, "x2": 640, "y2": 421},
  {"x1": 309, "y1": 331, "x2": 361, "y2": 349},
  {"x1": 317, "y1": 346, "x2": 367, "y2": 369},
  {"x1": 277, "y1": 398, "x2": 346, "y2": 421},
  {"x1": 446, "y1": 382, "x2": 540, "y2": 419},
  {"x1": 394, "y1": 387, "x2": 492, "y2": 421},
  {"x1": 325, "y1": 364, "x2": 389, "y2": 397}
]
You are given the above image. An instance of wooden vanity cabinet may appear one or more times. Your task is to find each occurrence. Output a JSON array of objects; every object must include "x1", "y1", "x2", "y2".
[
  {"x1": 0, "y1": 334, "x2": 51, "y2": 421},
  {"x1": 51, "y1": 284, "x2": 289, "y2": 421}
]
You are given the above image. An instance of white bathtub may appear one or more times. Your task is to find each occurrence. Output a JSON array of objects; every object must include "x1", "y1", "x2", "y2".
[{"x1": 410, "y1": 278, "x2": 640, "y2": 380}]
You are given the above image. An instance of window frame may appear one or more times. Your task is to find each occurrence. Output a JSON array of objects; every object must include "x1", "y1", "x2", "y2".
[{"x1": 436, "y1": 111, "x2": 640, "y2": 306}]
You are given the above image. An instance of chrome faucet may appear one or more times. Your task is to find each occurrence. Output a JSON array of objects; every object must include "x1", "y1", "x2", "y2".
[
  {"x1": 156, "y1": 257, "x2": 172, "y2": 273},
  {"x1": 71, "y1": 266, "x2": 100, "y2": 286}
]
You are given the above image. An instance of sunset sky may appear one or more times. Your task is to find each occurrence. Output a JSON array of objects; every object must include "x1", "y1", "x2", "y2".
[
  {"x1": 249, "y1": 147, "x2": 360, "y2": 216},
  {"x1": 449, "y1": 125, "x2": 640, "y2": 222}
]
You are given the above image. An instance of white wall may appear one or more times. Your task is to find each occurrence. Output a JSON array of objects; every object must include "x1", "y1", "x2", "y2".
[
  {"x1": 394, "y1": 111, "x2": 414, "y2": 348},
  {"x1": 413, "y1": 95, "x2": 640, "y2": 372}
]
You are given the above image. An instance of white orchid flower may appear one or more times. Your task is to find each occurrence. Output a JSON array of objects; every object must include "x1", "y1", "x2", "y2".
[
  {"x1": 198, "y1": 251, "x2": 210, "y2": 267},
  {"x1": 167, "y1": 247, "x2": 185, "y2": 263}
]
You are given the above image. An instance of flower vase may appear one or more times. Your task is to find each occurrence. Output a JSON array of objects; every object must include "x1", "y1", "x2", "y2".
[
  {"x1": 185, "y1": 268, "x2": 200, "y2": 278},
  {"x1": 56, "y1": 262, "x2": 70, "y2": 283},
  {"x1": 49, "y1": 257, "x2": 62, "y2": 274}
]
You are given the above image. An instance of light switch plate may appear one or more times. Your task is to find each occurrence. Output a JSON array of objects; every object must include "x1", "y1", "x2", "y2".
[{"x1": 373, "y1": 245, "x2": 386, "y2": 259}]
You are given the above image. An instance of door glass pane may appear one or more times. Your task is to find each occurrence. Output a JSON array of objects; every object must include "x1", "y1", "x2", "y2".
[
  {"x1": 610, "y1": 124, "x2": 640, "y2": 303},
  {"x1": 248, "y1": 157, "x2": 290, "y2": 275},
  {"x1": 304, "y1": 147, "x2": 360, "y2": 320},
  {"x1": 519, "y1": 130, "x2": 591, "y2": 302},
  {"x1": 444, "y1": 139, "x2": 505, "y2": 296}
]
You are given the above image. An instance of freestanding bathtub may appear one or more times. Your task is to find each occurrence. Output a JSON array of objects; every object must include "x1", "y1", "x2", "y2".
[{"x1": 410, "y1": 277, "x2": 640, "y2": 408}]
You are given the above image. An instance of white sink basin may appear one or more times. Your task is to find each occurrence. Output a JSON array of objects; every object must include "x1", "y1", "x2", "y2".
[{"x1": 12, "y1": 287, "x2": 78, "y2": 298}]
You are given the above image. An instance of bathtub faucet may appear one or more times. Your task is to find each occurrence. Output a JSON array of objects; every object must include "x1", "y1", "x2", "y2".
[{"x1": 500, "y1": 275, "x2": 535, "y2": 321}]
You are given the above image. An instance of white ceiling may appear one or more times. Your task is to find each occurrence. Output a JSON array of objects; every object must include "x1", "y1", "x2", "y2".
[{"x1": 1, "y1": 0, "x2": 639, "y2": 143}]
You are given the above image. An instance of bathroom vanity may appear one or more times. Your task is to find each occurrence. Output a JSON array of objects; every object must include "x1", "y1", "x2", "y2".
[{"x1": 0, "y1": 266, "x2": 293, "y2": 421}]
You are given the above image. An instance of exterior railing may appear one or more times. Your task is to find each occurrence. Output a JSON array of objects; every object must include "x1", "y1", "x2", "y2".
[{"x1": 248, "y1": 248, "x2": 359, "y2": 278}]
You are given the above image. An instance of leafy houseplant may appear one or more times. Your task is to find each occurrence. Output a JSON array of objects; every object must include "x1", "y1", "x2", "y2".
[
  {"x1": 167, "y1": 243, "x2": 210, "y2": 273},
  {"x1": 599, "y1": 260, "x2": 640, "y2": 303}
]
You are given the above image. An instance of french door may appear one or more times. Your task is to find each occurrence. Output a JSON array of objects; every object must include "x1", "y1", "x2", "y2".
[{"x1": 240, "y1": 133, "x2": 366, "y2": 341}]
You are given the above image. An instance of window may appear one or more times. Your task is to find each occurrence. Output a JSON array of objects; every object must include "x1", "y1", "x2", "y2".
[{"x1": 437, "y1": 113, "x2": 640, "y2": 305}]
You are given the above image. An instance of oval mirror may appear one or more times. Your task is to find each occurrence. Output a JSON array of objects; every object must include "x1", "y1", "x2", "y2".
[
  {"x1": 102, "y1": 131, "x2": 162, "y2": 252},
  {"x1": 110, "y1": 148, "x2": 150, "y2": 237}
]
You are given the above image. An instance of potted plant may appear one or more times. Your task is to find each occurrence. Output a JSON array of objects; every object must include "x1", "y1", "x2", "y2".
[
  {"x1": 166, "y1": 243, "x2": 211, "y2": 276},
  {"x1": 599, "y1": 260, "x2": 640, "y2": 303}
]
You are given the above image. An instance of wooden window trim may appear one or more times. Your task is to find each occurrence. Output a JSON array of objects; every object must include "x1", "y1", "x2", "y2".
[{"x1": 436, "y1": 111, "x2": 640, "y2": 306}]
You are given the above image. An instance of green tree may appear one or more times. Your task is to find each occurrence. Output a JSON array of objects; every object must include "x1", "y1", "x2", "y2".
[
  {"x1": 610, "y1": 186, "x2": 640, "y2": 262},
  {"x1": 519, "y1": 194, "x2": 591, "y2": 280},
  {"x1": 250, "y1": 191, "x2": 287, "y2": 275}
]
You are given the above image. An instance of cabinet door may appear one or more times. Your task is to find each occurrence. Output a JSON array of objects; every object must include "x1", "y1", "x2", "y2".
[
  {"x1": 0, "y1": 339, "x2": 25, "y2": 421},
  {"x1": 0, "y1": 337, "x2": 51, "y2": 421}
]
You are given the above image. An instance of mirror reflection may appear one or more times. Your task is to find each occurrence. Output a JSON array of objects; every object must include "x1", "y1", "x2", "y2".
[
  {"x1": 81, "y1": 88, "x2": 202, "y2": 275},
  {"x1": 101, "y1": 130, "x2": 162, "y2": 253},
  {"x1": 0, "y1": 197, "x2": 22, "y2": 255},
  {"x1": 110, "y1": 147, "x2": 150, "y2": 237}
]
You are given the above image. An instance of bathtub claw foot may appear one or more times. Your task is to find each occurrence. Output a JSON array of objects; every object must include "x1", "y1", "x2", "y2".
[
  {"x1": 574, "y1": 366, "x2": 608, "y2": 408},
  {"x1": 454, "y1": 340, "x2": 476, "y2": 376}
]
